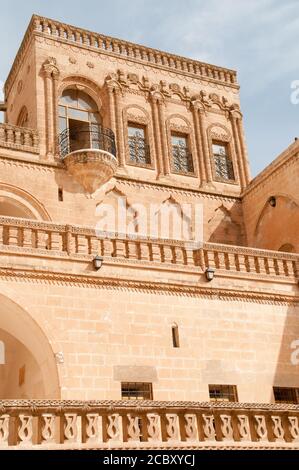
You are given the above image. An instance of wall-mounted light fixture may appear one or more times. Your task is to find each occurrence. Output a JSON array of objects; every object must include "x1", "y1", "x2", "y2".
[
  {"x1": 93, "y1": 255, "x2": 103, "y2": 270},
  {"x1": 268, "y1": 196, "x2": 276, "y2": 207},
  {"x1": 205, "y1": 267, "x2": 215, "y2": 282}
]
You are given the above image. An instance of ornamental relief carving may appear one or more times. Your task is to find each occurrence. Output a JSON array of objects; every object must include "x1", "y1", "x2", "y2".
[
  {"x1": 207, "y1": 123, "x2": 232, "y2": 142},
  {"x1": 31, "y1": 36, "x2": 239, "y2": 96},
  {"x1": 102, "y1": 69, "x2": 241, "y2": 116}
]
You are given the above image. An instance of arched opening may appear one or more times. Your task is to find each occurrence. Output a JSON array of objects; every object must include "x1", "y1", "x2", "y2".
[
  {"x1": 0, "y1": 185, "x2": 51, "y2": 220},
  {"x1": 254, "y1": 195, "x2": 299, "y2": 252},
  {"x1": 16, "y1": 105, "x2": 29, "y2": 128},
  {"x1": 0, "y1": 295, "x2": 60, "y2": 398},
  {"x1": 0, "y1": 196, "x2": 36, "y2": 218},
  {"x1": 278, "y1": 243, "x2": 295, "y2": 253},
  {"x1": 0, "y1": 330, "x2": 45, "y2": 398},
  {"x1": 59, "y1": 89, "x2": 102, "y2": 154}
]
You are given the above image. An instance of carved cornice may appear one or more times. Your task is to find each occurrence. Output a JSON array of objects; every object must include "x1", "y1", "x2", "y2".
[
  {"x1": 116, "y1": 176, "x2": 242, "y2": 201},
  {"x1": 4, "y1": 14, "x2": 239, "y2": 97},
  {"x1": 1, "y1": 399, "x2": 299, "y2": 412},
  {"x1": 0, "y1": 268, "x2": 297, "y2": 305}
]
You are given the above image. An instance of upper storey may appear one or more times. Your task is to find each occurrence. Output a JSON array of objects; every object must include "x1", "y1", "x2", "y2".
[{"x1": 2, "y1": 15, "x2": 251, "y2": 196}]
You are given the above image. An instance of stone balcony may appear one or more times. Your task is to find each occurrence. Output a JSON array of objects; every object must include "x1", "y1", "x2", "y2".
[
  {"x1": 59, "y1": 124, "x2": 117, "y2": 193},
  {"x1": 0, "y1": 400, "x2": 299, "y2": 449}
]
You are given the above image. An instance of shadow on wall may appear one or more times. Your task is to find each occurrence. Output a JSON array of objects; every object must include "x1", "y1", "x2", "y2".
[
  {"x1": 254, "y1": 195, "x2": 299, "y2": 252},
  {"x1": 272, "y1": 304, "x2": 299, "y2": 402},
  {"x1": 207, "y1": 202, "x2": 245, "y2": 246},
  {"x1": 0, "y1": 294, "x2": 60, "y2": 399}
]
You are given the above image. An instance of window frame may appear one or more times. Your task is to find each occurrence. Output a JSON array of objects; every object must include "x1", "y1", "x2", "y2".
[
  {"x1": 273, "y1": 386, "x2": 299, "y2": 404},
  {"x1": 121, "y1": 382, "x2": 153, "y2": 400},
  {"x1": 126, "y1": 122, "x2": 152, "y2": 168},
  {"x1": 211, "y1": 140, "x2": 236, "y2": 184},
  {"x1": 209, "y1": 384, "x2": 238, "y2": 402},
  {"x1": 170, "y1": 131, "x2": 195, "y2": 176}
]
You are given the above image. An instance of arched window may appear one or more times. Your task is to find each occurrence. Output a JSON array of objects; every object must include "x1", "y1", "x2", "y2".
[
  {"x1": 59, "y1": 89, "x2": 101, "y2": 131},
  {"x1": 58, "y1": 89, "x2": 102, "y2": 156}
]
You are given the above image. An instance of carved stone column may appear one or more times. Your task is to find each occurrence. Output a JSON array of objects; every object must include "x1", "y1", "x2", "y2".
[
  {"x1": 150, "y1": 95, "x2": 164, "y2": 177},
  {"x1": 114, "y1": 88, "x2": 125, "y2": 168},
  {"x1": 236, "y1": 116, "x2": 251, "y2": 185},
  {"x1": 191, "y1": 103, "x2": 207, "y2": 184},
  {"x1": 230, "y1": 111, "x2": 246, "y2": 189},
  {"x1": 157, "y1": 99, "x2": 170, "y2": 175},
  {"x1": 198, "y1": 108, "x2": 213, "y2": 183},
  {"x1": 52, "y1": 70, "x2": 60, "y2": 157},
  {"x1": 42, "y1": 58, "x2": 60, "y2": 159},
  {"x1": 107, "y1": 86, "x2": 117, "y2": 139}
]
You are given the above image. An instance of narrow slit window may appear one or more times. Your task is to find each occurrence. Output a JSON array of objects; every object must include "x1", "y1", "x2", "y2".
[
  {"x1": 172, "y1": 324, "x2": 180, "y2": 348},
  {"x1": 58, "y1": 188, "x2": 63, "y2": 201}
]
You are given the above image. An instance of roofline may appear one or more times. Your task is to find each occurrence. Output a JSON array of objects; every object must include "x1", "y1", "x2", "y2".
[
  {"x1": 242, "y1": 139, "x2": 299, "y2": 197},
  {"x1": 4, "y1": 14, "x2": 239, "y2": 97}
]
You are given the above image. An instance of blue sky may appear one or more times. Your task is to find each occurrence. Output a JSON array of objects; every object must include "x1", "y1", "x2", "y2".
[{"x1": 0, "y1": 0, "x2": 299, "y2": 177}]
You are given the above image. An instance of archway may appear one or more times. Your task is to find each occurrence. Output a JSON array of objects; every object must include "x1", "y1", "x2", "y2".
[
  {"x1": 0, "y1": 184, "x2": 51, "y2": 220},
  {"x1": 254, "y1": 195, "x2": 299, "y2": 252},
  {"x1": 0, "y1": 295, "x2": 60, "y2": 398}
]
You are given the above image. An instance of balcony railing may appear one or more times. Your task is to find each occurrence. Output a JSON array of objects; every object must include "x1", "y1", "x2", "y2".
[
  {"x1": 0, "y1": 400, "x2": 298, "y2": 449},
  {"x1": 59, "y1": 124, "x2": 116, "y2": 159},
  {"x1": 0, "y1": 216, "x2": 298, "y2": 280}
]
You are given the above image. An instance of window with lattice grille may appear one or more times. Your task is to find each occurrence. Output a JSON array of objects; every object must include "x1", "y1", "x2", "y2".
[
  {"x1": 212, "y1": 142, "x2": 235, "y2": 181},
  {"x1": 209, "y1": 384, "x2": 238, "y2": 402},
  {"x1": 171, "y1": 133, "x2": 194, "y2": 174},
  {"x1": 273, "y1": 387, "x2": 299, "y2": 404},
  {"x1": 128, "y1": 124, "x2": 151, "y2": 165},
  {"x1": 121, "y1": 382, "x2": 153, "y2": 400}
]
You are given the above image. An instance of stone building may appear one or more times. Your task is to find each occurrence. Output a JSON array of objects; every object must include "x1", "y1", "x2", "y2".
[{"x1": 0, "y1": 15, "x2": 298, "y2": 448}]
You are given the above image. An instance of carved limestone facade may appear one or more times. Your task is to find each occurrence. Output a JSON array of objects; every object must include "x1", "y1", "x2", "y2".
[{"x1": 0, "y1": 14, "x2": 298, "y2": 449}]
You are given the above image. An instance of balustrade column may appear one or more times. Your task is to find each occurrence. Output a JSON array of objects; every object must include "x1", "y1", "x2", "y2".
[
  {"x1": 198, "y1": 109, "x2": 213, "y2": 182},
  {"x1": 192, "y1": 104, "x2": 207, "y2": 184},
  {"x1": 114, "y1": 88, "x2": 125, "y2": 167}
]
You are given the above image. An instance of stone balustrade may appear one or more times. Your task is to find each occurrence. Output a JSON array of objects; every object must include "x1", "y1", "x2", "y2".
[
  {"x1": 31, "y1": 16, "x2": 236, "y2": 86},
  {"x1": 0, "y1": 123, "x2": 39, "y2": 154},
  {"x1": 0, "y1": 216, "x2": 298, "y2": 280},
  {"x1": 0, "y1": 400, "x2": 298, "y2": 449}
]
